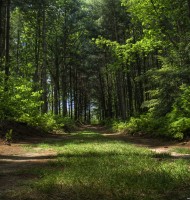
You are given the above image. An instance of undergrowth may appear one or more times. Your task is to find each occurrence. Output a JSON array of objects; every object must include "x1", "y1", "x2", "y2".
[
  {"x1": 111, "y1": 85, "x2": 190, "y2": 140},
  {"x1": 18, "y1": 114, "x2": 76, "y2": 132}
]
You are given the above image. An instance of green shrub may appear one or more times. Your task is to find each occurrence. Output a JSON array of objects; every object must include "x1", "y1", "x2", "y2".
[
  {"x1": 165, "y1": 85, "x2": 190, "y2": 140},
  {"x1": 112, "y1": 121, "x2": 127, "y2": 132},
  {"x1": 167, "y1": 117, "x2": 190, "y2": 140},
  {"x1": 0, "y1": 76, "x2": 76, "y2": 132},
  {"x1": 0, "y1": 77, "x2": 42, "y2": 121},
  {"x1": 19, "y1": 113, "x2": 76, "y2": 132},
  {"x1": 54, "y1": 116, "x2": 76, "y2": 131},
  {"x1": 5, "y1": 129, "x2": 13, "y2": 142},
  {"x1": 18, "y1": 113, "x2": 56, "y2": 131},
  {"x1": 172, "y1": 85, "x2": 190, "y2": 118},
  {"x1": 115, "y1": 85, "x2": 190, "y2": 140},
  {"x1": 115, "y1": 114, "x2": 165, "y2": 135},
  {"x1": 112, "y1": 114, "x2": 173, "y2": 139}
]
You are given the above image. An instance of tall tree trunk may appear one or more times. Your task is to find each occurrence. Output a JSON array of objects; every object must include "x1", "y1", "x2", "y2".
[
  {"x1": 188, "y1": 0, "x2": 190, "y2": 19},
  {"x1": 127, "y1": 72, "x2": 133, "y2": 117},
  {"x1": 74, "y1": 69, "x2": 78, "y2": 120},
  {"x1": 33, "y1": 8, "x2": 41, "y2": 91},
  {"x1": 0, "y1": 0, "x2": 4, "y2": 66},
  {"x1": 116, "y1": 70, "x2": 127, "y2": 120},
  {"x1": 53, "y1": 54, "x2": 60, "y2": 115},
  {"x1": 98, "y1": 70, "x2": 106, "y2": 120},
  {"x1": 54, "y1": 84, "x2": 59, "y2": 115},
  {"x1": 41, "y1": 4, "x2": 48, "y2": 113},
  {"x1": 135, "y1": 54, "x2": 143, "y2": 114},
  {"x1": 69, "y1": 66, "x2": 73, "y2": 119},
  {"x1": 4, "y1": 0, "x2": 10, "y2": 91},
  {"x1": 62, "y1": 69, "x2": 67, "y2": 117}
]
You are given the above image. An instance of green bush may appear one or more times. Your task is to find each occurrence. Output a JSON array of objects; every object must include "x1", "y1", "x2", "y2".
[
  {"x1": 113, "y1": 114, "x2": 166, "y2": 135},
  {"x1": 18, "y1": 113, "x2": 56, "y2": 131},
  {"x1": 53, "y1": 116, "x2": 76, "y2": 131},
  {"x1": 169, "y1": 85, "x2": 190, "y2": 119},
  {"x1": 112, "y1": 85, "x2": 190, "y2": 140},
  {"x1": 119, "y1": 113, "x2": 190, "y2": 140},
  {"x1": 0, "y1": 77, "x2": 42, "y2": 121},
  {"x1": 165, "y1": 85, "x2": 190, "y2": 140},
  {"x1": 112, "y1": 121, "x2": 127, "y2": 132},
  {"x1": 19, "y1": 113, "x2": 75, "y2": 132},
  {"x1": 0, "y1": 76, "x2": 76, "y2": 132},
  {"x1": 167, "y1": 117, "x2": 190, "y2": 140}
]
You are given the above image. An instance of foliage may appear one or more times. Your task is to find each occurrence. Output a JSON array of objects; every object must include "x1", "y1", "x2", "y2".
[
  {"x1": 112, "y1": 84, "x2": 190, "y2": 140},
  {"x1": 99, "y1": 0, "x2": 190, "y2": 140},
  {"x1": 5, "y1": 129, "x2": 13, "y2": 142},
  {"x1": 19, "y1": 113, "x2": 76, "y2": 132},
  {"x1": 112, "y1": 121, "x2": 127, "y2": 132},
  {"x1": 0, "y1": 0, "x2": 88, "y2": 131},
  {"x1": 167, "y1": 118, "x2": 190, "y2": 140},
  {"x1": 0, "y1": 76, "x2": 75, "y2": 132},
  {"x1": 0, "y1": 77, "x2": 42, "y2": 121},
  {"x1": 53, "y1": 116, "x2": 76, "y2": 131},
  {"x1": 1, "y1": 0, "x2": 190, "y2": 137},
  {"x1": 25, "y1": 113, "x2": 59, "y2": 131},
  {"x1": 113, "y1": 115, "x2": 190, "y2": 140},
  {"x1": 166, "y1": 85, "x2": 190, "y2": 139},
  {"x1": 113, "y1": 114, "x2": 167, "y2": 136},
  {"x1": 170, "y1": 85, "x2": 190, "y2": 119}
]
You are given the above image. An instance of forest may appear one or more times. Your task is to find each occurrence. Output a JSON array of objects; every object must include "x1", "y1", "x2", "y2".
[
  {"x1": 1, "y1": 0, "x2": 190, "y2": 137},
  {"x1": 1, "y1": 1, "x2": 190, "y2": 200}
]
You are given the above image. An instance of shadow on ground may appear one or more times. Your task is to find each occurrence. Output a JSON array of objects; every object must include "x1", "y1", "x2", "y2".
[{"x1": 0, "y1": 125, "x2": 190, "y2": 200}]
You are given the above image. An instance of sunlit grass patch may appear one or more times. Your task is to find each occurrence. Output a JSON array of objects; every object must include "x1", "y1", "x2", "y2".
[
  {"x1": 171, "y1": 147, "x2": 190, "y2": 154},
  {"x1": 72, "y1": 130, "x2": 100, "y2": 136}
]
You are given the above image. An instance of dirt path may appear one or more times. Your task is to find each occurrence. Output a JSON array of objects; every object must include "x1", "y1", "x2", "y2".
[
  {"x1": 83, "y1": 125, "x2": 190, "y2": 158},
  {"x1": 0, "y1": 136, "x2": 61, "y2": 197},
  {"x1": 105, "y1": 133, "x2": 190, "y2": 153},
  {"x1": 0, "y1": 125, "x2": 190, "y2": 198}
]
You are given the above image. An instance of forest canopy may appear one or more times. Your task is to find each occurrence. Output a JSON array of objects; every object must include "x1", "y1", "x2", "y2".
[{"x1": 1, "y1": 0, "x2": 190, "y2": 139}]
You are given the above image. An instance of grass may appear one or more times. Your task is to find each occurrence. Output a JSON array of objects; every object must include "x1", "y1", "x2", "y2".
[
  {"x1": 2, "y1": 130, "x2": 190, "y2": 200},
  {"x1": 171, "y1": 147, "x2": 190, "y2": 154}
]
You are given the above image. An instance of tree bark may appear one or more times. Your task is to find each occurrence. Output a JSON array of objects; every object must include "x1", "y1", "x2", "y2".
[
  {"x1": 4, "y1": 0, "x2": 10, "y2": 91},
  {"x1": 188, "y1": 0, "x2": 190, "y2": 19},
  {"x1": 41, "y1": 4, "x2": 48, "y2": 113},
  {"x1": 0, "y1": 0, "x2": 4, "y2": 64}
]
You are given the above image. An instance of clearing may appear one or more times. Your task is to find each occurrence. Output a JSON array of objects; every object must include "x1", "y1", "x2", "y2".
[{"x1": 0, "y1": 125, "x2": 190, "y2": 200}]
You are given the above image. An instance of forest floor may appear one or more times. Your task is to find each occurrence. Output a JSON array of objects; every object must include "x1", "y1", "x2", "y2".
[{"x1": 0, "y1": 125, "x2": 190, "y2": 199}]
